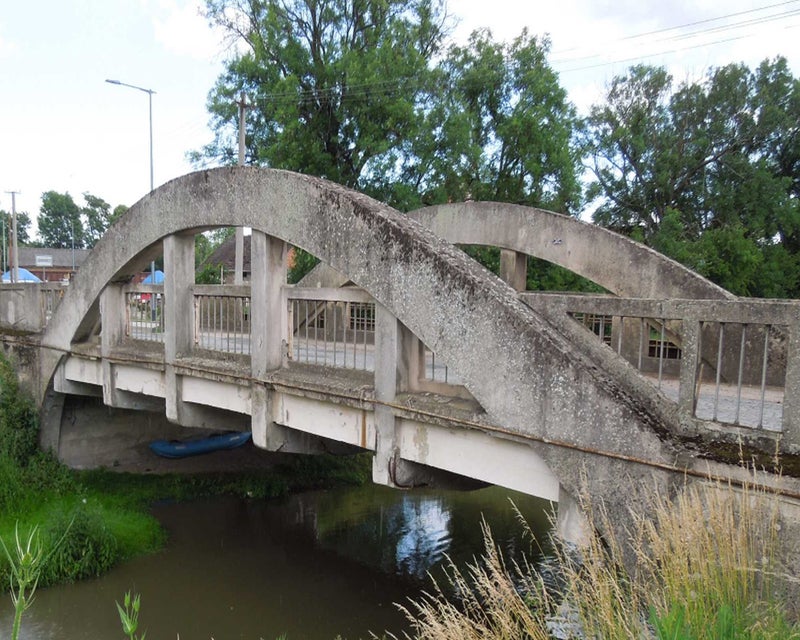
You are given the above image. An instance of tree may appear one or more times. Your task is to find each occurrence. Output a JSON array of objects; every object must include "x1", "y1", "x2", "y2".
[
  {"x1": 37, "y1": 191, "x2": 85, "y2": 249},
  {"x1": 407, "y1": 29, "x2": 582, "y2": 213},
  {"x1": 82, "y1": 193, "x2": 122, "y2": 248},
  {"x1": 198, "y1": 0, "x2": 448, "y2": 193},
  {"x1": 584, "y1": 59, "x2": 800, "y2": 297},
  {"x1": 0, "y1": 210, "x2": 33, "y2": 246}
]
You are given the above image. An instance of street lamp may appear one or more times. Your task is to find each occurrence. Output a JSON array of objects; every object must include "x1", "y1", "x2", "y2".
[
  {"x1": 106, "y1": 78, "x2": 157, "y2": 318},
  {"x1": 105, "y1": 79, "x2": 155, "y2": 192}
]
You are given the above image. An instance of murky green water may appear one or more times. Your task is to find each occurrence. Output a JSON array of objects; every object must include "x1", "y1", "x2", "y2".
[{"x1": 1, "y1": 483, "x2": 552, "y2": 639}]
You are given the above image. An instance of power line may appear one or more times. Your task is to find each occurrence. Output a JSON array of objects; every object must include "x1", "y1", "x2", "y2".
[
  {"x1": 556, "y1": 0, "x2": 800, "y2": 55},
  {"x1": 552, "y1": 1, "x2": 800, "y2": 61}
]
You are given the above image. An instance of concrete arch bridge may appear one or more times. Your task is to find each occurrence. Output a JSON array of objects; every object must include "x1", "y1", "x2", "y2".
[{"x1": 2, "y1": 167, "x2": 800, "y2": 552}]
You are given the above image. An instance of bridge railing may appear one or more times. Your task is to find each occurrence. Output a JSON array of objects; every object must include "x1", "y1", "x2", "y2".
[
  {"x1": 193, "y1": 285, "x2": 251, "y2": 355},
  {"x1": 0, "y1": 282, "x2": 67, "y2": 332},
  {"x1": 112, "y1": 279, "x2": 470, "y2": 396},
  {"x1": 521, "y1": 293, "x2": 799, "y2": 439},
  {"x1": 124, "y1": 284, "x2": 165, "y2": 341},
  {"x1": 286, "y1": 286, "x2": 375, "y2": 371}
]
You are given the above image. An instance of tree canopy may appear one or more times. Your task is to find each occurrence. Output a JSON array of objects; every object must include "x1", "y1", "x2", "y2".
[
  {"x1": 36, "y1": 192, "x2": 126, "y2": 250},
  {"x1": 199, "y1": 0, "x2": 448, "y2": 194},
  {"x1": 37, "y1": 191, "x2": 84, "y2": 249},
  {"x1": 197, "y1": 1, "x2": 582, "y2": 213},
  {"x1": 583, "y1": 58, "x2": 800, "y2": 297}
]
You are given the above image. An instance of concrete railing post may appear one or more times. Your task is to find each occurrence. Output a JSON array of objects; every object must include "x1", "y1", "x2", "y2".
[
  {"x1": 499, "y1": 249, "x2": 527, "y2": 292},
  {"x1": 783, "y1": 321, "x2": 800, "y2": 452},
  {"x1": 99, "y1": 283, "x2": 126, "y2": 406},
  {"x1": 250, "y1": 230, "x2": 288, "y2": 449},
  {"x1": 372, "y1": 304, "x2": 418, "y2": 486},
  {"x1": 678, "y1": 317, "x2": 700, "y2": 422},
  {"x1": 164, "y1": 233, "x2": 196, "y2": 425}
]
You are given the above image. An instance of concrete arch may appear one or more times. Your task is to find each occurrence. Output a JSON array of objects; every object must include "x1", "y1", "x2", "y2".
[
  {"x1": 409, "y1": 202, "x2": 733, "y2": 299},
  {"x1": 42, "y1": 167, "x2": 681, "y2": 535}
]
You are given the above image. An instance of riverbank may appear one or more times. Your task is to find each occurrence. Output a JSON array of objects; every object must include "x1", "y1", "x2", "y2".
[{"x1": 0, "y1": 353, "x2": 371, "y2": 593}]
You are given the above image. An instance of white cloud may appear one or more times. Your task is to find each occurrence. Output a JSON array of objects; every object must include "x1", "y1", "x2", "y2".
[
  {"x1": 151, "y1": 0, "x2": 224, "y2": 60},
  {"x1": 0, "y1": 30, "x2": 16, "y2": 59}
]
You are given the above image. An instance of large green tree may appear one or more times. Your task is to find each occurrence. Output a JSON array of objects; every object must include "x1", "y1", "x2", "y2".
[
  {"x1": 584, "y1": 58, "x2": 800, "y2": 297},
  {"x1": 198, "y1": 0, "x2": 448, "y2": 193},
  {"x1": 82, "y1": 193, "x2": 124, "y2": 248},
  {"x1": 0, "y1": 210, "x2": 33, "y2": 246},
  {"x1": 405, "y1": 29, "x2": 581, "y2": 213},
  {"x1": 37, "y1": 191, "x2": 85, "y2": 249}
]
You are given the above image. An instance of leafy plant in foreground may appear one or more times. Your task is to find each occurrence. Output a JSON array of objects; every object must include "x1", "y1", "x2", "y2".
[
  {"x1": 1, "y1": 524, "x2": 45, "y2": 640},
  {"x1": 117, "y1": 590, "x2": 146, "y2": 640}
]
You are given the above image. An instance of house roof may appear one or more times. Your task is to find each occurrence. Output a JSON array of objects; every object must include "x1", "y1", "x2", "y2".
[
  {"x1": 17, "y1": 247, "x2": 90, "y2": 269},
  {"x1": 202, "y1": 235, "x2": 252, "y2": 271}
]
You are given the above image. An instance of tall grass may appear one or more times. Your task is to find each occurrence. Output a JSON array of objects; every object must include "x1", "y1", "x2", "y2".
[{"x1": 396, "y1": 474, "x2": 800, "y2": 639}]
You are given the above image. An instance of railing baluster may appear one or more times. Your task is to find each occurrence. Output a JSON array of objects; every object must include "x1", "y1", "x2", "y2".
[
  {"x1": 734, "y1": 324, "x2": 747, "y2": 425},
  {"x1": 759, "y1": 325, "x2": 770, "y2": 429},
  {"x1": 638, "y1": 318, "x2": 645, "y2": 372},
  {"x1": 333, "y1": 302, "x2": 338, "y2": 367},
  {"x1": 714, "y1": 323, "x2": 724, "y2": 422},
  {"x1": 658, "y1": 319, "x2": 666, "y2": 389}
]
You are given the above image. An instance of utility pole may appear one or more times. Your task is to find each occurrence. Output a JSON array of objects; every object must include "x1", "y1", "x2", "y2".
[
  {"x1": 5, "y1": 191, "x2": 20, "y2": 283},
  {"x1": 1, "y1": 212, "x2": 6, "y2": 274},
  {"x1": 234, "y1": 91, "x2": 248, "y2": 285}
]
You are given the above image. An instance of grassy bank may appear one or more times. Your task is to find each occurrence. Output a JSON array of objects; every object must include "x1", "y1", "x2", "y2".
[{"x1": 0, "y1": 354, "x2": 370, "y2": 590}]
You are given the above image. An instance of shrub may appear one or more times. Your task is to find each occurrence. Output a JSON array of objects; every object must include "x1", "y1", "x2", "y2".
[
  {"x1": 0, "y1": 356, "x2": 38, "y2": 468},
  {"x1": 39, "y1": 505, "x2": 119, "y2": 585}
]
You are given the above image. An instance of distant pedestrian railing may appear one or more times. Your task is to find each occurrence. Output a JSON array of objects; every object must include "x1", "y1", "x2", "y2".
[
  {"x1": 124, "y1": 285, "x2": 165, "y2": 341},
  {"x1": 41, "y1": 284, "x2": 66, "y2": 326},
  {"x1": 522, "y1": 292, "x2": 797, "y2": 434},
  {"x1": 193, "y1": 285, "x2": 251, "y2": 355},
  {"x1": 287, "y1": 286, "x2": 375, "y2": 371}
]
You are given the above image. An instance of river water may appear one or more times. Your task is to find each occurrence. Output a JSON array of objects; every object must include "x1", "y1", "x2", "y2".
[{"x1": 1, "y1": 483, "x2": 552, "y2": 639}]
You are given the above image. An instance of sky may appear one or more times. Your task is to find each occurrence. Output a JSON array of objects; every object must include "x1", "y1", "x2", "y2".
[{"x1": 1, "y1": 0, "x2": 798, "y2": 228}]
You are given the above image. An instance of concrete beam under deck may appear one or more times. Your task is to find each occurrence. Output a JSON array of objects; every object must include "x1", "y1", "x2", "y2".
[{"x1": 56, "y1": 352, "x2": 560, "y2": 502}]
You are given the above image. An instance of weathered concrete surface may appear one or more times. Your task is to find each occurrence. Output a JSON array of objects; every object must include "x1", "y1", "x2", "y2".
[
  {"x1": 19, "y1": 167, "x2": 798, "y2": 576},
  {"x1": 409, "y1": 202, "x2": 734, "y2": 299},
  {"x1": 34, "y1": 169, "x2": 679, "y2": 537}
]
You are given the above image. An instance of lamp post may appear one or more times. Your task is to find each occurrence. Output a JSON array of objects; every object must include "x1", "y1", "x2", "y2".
[
  {"x1": 105, "y1": 79, "x2": 155, "y2": 193},
  {"x1": 106, "y1": 78, "x2": 157, "y2": 318}
]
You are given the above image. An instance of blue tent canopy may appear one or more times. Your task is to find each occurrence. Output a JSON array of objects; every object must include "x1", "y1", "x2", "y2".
[
  {"x1": 142, "y1": 270, "x2": 164, "y2": 284},
  {"x1": 1, "y1": 268, "x2": 42, "y2": 283}
]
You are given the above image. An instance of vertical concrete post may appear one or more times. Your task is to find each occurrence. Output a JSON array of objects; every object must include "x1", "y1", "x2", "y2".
[
  {"x1": 250, "y1": 230, "x2": 288, "y2": 449},
  {"x1": 783, "y1": 321, "x2": 800, "y2": 450},
  {"x1": 397, "y1": 323, "x2": 421, "y2": 392},
  {"x1": 499, "y1": 249, "x2": 527, "y2": 292},
  {"x1": 163, "y1": 234, "x2": 195, "y2": 423},
  {"x1": 678, "y1": 318, "x2": 700, "y2": 420},
  {"x1": 556, "y1": 484, "x2": 591, "y2": 548},
  {"x1": 100, "y1": 283, "x2": 126, "y2": 406},
  {"x1": 372, "y1": 304, "x2": 416, "y2": 486}
]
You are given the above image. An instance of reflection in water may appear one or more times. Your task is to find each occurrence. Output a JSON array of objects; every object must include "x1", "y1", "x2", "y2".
[
  {"x1": 0, "y1": 483, "x2": 552, "y2": 639},
  {"x1": 394, "y1": 497, "x2": 452, "y2": 579}
]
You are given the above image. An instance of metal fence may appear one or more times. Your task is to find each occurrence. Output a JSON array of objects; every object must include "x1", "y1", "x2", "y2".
[
  {"x1": 125, "y1": 288, "x2": 165, "y2": 341},
  {"x1": 525, "y1": 293, "x2": 797, "y2": 434},
  {"x1": 194, "y1": 287, "x2": 251, "y2": 355},
  {"x1": 288, "y1": 290, "x2": 375, "y2": 371}
]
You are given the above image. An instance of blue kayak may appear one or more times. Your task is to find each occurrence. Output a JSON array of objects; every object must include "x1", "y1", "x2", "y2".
[{"x1": 149, "y1": 431, "x2": 252, "y2": 458}]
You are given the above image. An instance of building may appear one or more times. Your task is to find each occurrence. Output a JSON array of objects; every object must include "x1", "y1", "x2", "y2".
[{"x1": 16, "y1": 247, "x2": 90, "y2": 282}]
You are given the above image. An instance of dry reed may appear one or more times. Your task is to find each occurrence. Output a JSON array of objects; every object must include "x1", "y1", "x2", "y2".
[{"x1": 394, "y1": 472, "x2": 798, "y2": 640}]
